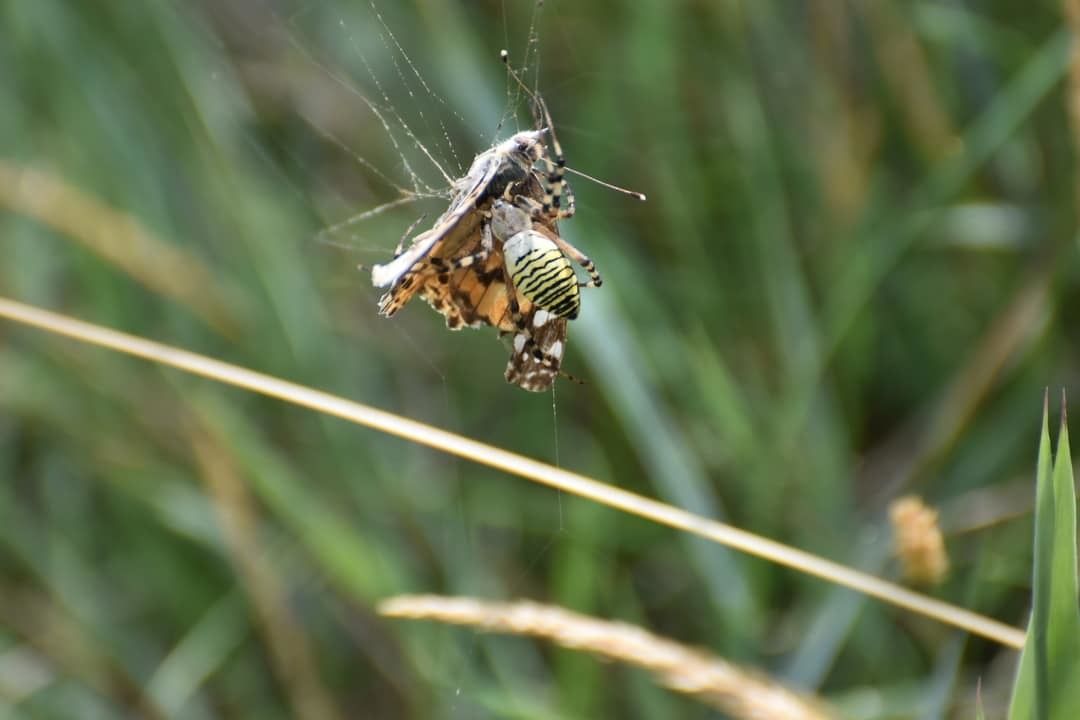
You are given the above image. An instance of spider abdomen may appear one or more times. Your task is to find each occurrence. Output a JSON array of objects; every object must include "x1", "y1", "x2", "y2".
[{"x1": 504, "y1": 231, "x2": 580, "y2": 320}]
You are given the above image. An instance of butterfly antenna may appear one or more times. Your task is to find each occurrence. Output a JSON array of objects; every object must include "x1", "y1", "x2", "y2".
[{"x1": 565, "y1": 166, "x2": 646, "y2": 201}]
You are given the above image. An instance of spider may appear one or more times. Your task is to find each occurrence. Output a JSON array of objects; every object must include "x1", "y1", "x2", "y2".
[
  {"x1": 490, "y1": 195, "x2": 601, "y2": 320},
  {"x1": 371, "y1": 111, "x2": 599, "y2": 309},
  {"x1": 378, "y1": 201, "x2": 597, "y2": 393},
  {"x1": 489, "y1": 197, "x2": 584, "y2": 391},
  {"x1": 370, "y1": 149, "x2": 595, "y2": 391},
  {"x1": 428, "y1": 194, "x2": 596, "y2": 392},
  {"x1": 416, "y1": 194, "x2": 601, "y2": 391},
  {"x1": 370, "y1": 53, "x2": 614, "y2": 390},
  {"x1": 377, "y1": 190, "x2": 585, "y2": 392}
]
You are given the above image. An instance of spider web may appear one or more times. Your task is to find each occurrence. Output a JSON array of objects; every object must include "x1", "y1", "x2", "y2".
[
  {"x1": 196, "y1": 5, "x2": 596, "y2": 708},
  {"x1": 205, "y1": 0, "x2": 569, "y2": 385},
  {"x1": 208, "y1": 0, "x2": 573, "y2": 562}
]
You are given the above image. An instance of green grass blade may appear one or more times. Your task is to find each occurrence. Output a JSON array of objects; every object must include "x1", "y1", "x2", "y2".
[
  {"x1": 1009, "y1": 395, "x2": 1080, "y2": 719},
  {"x1": 1045, "y1": 404, "x2": 1080, "y2": 712},
  {"x1": 1008, "y1": 398, "x2": 1051, "y2": 720}
]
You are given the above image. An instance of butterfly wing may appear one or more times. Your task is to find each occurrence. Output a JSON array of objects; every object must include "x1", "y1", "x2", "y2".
[
  {"x1": 504, "y1": 310, "x2": 568, "y2": 392},
  {"x1": 414, "y1": 231, "x2": 517, "y2": 331},
  {"x1": 375, "y1": 206, "x2": 486, "y2": 318}
]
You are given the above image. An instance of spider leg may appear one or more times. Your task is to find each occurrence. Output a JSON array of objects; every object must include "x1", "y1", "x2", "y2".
[
  {"x1": 499, "y1": 259, "x2": 531, "y2": 350},
  {"x1": 512, "y1": 194, "x2": 544, "y2": 217},
  {"x1": 493, "y1": 245, "x2": 561, "y2": 370},
  {"x1": 383, "y1": 234, "x2": 491, "y2": 318},
  {"x1": 539, "y1": 141, "x2": 573, "y2": 221},
  {"x1": 546, "y1": 233, "x2": 602, "y2": 289},
  {"x1": 442, "y1": 249, "x2": 490, "y2": 271},
  {"x1": 507, "y1": 192, "x2": 599, "y2": 289},
  {"x1": 393, "y1": 213, "x2": 428, "y2": 257},
  {"x1": 426, "y1": 222, "x2": 495, "y2": 273},
  {"x1": 558, "y1": 176, "x2": 576, "y2": 220},
  {"x1": 530, "y1": 97, "x2": 575, "y2": 222}
]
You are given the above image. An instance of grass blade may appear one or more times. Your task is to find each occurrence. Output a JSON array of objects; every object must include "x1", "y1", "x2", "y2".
[{"x1": 1009, "y1": 393, "x2": 1080, "y2": 719}]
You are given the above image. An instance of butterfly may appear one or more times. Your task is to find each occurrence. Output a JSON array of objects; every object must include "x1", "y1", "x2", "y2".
[{"x1": 371, "y1": 130, "x2": 581, "y2": 392}]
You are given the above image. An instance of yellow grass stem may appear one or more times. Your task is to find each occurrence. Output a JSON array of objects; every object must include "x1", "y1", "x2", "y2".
[
  {"x1": 0, "y1": 296, "x2": 1027, "y2": 650},
  {"x1": 381, "y1": 594, "x2": 837, "y2": 719}
]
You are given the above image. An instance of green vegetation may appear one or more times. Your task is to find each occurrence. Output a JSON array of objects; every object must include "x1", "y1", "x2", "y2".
[
  {"x1": 1009, "y1": 397, "x2": 1080, "y2": 719},
  {"x1": 1, "y1": 1, "x2": 1078, "y2": 718}
]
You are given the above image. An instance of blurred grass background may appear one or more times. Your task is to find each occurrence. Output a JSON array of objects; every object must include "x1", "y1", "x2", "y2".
[{"x1": 0, "y1": 0, "x2": 1076, "y2": 717}]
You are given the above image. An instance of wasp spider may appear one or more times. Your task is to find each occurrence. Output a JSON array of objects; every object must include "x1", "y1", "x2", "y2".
[
  {"x1": 490, "y1": 197, "x2": 603, "y2": 320},
  {"x1": 370, "y1": 82, "x2": 602, "y2": 390},
  {"x1": 385, "y1": 208, "x2": 571, "y2": 392}
]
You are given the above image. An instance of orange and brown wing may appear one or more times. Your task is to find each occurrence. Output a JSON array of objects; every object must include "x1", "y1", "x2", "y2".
[
  {"x1": 407, "y1": 225, "x2": 569, "y2": 392},
  {"x1": 375, "y1": 205, "x2": 486, "y2": 318}
]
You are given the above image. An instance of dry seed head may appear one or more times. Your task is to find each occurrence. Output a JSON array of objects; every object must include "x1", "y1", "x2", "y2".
[
  {"x1": 889, "y1": 495, "x2": 950, "y2": 586},
  {"x1": 379, "y1": 595, "x2": 837, "y2": 720}
]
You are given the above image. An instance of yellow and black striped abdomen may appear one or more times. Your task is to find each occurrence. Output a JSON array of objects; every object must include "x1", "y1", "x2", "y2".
[{"x1": 504, "y1": 230, "x2": 580, "y2": 319}]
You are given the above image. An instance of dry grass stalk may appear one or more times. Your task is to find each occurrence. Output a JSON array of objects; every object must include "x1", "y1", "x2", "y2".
[
  {"x1": 379, "y1": 594, "x2": 837, "y2": 720},
  {"x1": 190, "y1": 424, "x2": 344, "y2": 720},
  {"x1": 0, "y1": 297, "x2": 1029, "y2": 649},
  {"x1": 0, "y1": 160, "x2": 237, "y2": 336},
  {"x1": 0, "y1": 584, "x2": 167, "y2": 720},
  {"x1": 859, "y1": 2, "x2": 955, "y2": 158}
]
